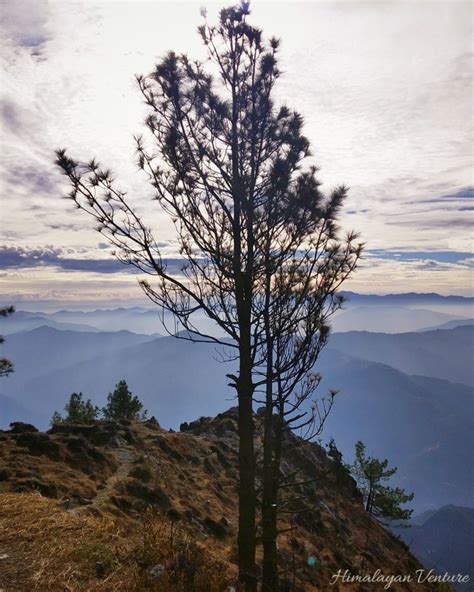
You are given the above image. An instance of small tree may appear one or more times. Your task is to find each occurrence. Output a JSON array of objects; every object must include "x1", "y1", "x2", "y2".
[
  {"x1": 102, "y1": 380, "x2": 146, "y2": 421},
  {"x1": 51, "y1": 392, "x2": 99, "y2": 425},
  {"x1": 327, "y1": 438, "x2": 352, "y2": 485},
  {"x1": 0, "y1": 306, "x2": 15, "y2": 377},
  {"x1": 349, "y1": 441, "x2": 414, "y2": 524}
]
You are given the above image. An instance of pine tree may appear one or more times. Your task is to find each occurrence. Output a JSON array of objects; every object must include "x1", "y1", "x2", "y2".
[
  {"x1": 349, "y1": 441, "x2": 414, "y2": 524},
  {"x1": 102, "y1": 380, "x2": 145, "y2": 421},
  {"x1": 55, "y1": 5, "x2": 361, "y2": 587},
  {"x1": 51, "y1": 392, "x2": 99, "y2": 425}
]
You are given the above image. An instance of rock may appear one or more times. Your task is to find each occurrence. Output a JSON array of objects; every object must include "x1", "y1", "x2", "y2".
[
  {"x1": 166, "y1": 507, "x2": 182, "y2": 521},
  {"x1": 9, "y1": 422, "x2": 38, "y2": 434},
  {"x1": 58, "y1": 499, "x2": 74, "y2": 510},
  {"x1": 175, "y1": 552, "x2": 187, "y2": 568},
  {"x1": 95, "y1": 561, "x2": 105, "y2": 578},
  {"x1": 144, "y1": 416, "x2": 160, "y2": 429},
  {"x1": 0, "y1": 553, "x2": 9, "y2": 560},
  {"x1": 125, "y1": 480, "x2": 171, "y2": 509},
  {"x1": 147, "y1": 563, "x2": 165, "y2": 580},
  {"x1": 48, "y1": 422, "x2": 134, "y2": 447},
  {"x1": 220, "y1": 516, "x2": 230, "y2": 528},
  {"x1": 15, "y1": 432, "x2": 63, "y2": 461},
  {"x1": 203, "y1": 516, "x2": 228, "y2": 538},
  {"x1": 110, "y1": 435, "x2": 128, "y2": 448},
  {"x1": 13, "y1": 478, "x2": 58, "y2": 497}
]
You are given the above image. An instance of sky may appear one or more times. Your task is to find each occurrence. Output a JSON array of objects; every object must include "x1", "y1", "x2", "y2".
[{"x1": 0, "y1": 0, "x2": 473, "y2": 307}]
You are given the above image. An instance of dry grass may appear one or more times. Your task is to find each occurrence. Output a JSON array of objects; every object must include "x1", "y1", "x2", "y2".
[
  {"x1": 0, "y1": 492, "x2": 235, "y2": 592},
  {"x1": 0, "y1": 430, "x2": 117, "y2": 500},
  {"x1": 0, "y1": 417, "x2": 447, "y2": 592}
]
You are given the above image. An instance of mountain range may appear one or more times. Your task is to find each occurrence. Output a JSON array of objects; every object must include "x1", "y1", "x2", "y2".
[
  {"x1": 1, "y1": 320, "x2": 473, "y2": 512},
  {"x1": 5, "y1": 289, "x2": 473, "y2": 335},
  {"x1": 393, "y1": 506, "x2": 474, "y2": 591}
]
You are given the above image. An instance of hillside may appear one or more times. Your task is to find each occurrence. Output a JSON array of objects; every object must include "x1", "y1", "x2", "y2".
[{"x1": 0, "y1": 410, "x2": 445, "y2": 592}]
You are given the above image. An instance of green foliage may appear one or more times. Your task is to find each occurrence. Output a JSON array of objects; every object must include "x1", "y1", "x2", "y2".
[
  {"x1": 349, "y1": 440, "x2": 414, "y2": 524},
  {"x1": 0, "y1": 306, "x2": 15, "y2": 377},
  {"x1": 51, "y1": 392, "x2": 99, "y2": 426},
  {"x1": 102, "y1": 380, "x2": 146, "y2": 421}
]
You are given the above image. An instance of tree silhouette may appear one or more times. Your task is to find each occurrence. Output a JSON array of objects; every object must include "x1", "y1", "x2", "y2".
[{"x1": 55, "y1": 5, "x2": 361, "y2": 588}]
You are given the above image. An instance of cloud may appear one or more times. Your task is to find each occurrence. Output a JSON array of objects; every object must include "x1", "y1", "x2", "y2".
[
  {"x1": 0, "y1": 99, "x2": 24, "y2": 133},
  {"x1": 366, "y1": 250, "x2": 474, "y2": 264},
  {"x1": 0, "y1": 245, "x2": 128, "y2": 274},
  {"x1": 0, "y1": 245, "x2": 186, "y2": 275},
  {"x1": 444, "y1": 186, "x2": 474, "y2": 199},
  {"x1": 0, "y1": 0, "x2": 51, "y2": 54},
  {"x1": 46, "y1": 223, "x2": 81, "y2": 232},
  {"x1": 0, "y1": 1, "x2": 472, "y2": 300}
]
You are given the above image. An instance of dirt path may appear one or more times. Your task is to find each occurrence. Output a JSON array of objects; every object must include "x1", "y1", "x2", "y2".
[{"x1": 91, "y1": 445, "x2": 135, "y2": 508}]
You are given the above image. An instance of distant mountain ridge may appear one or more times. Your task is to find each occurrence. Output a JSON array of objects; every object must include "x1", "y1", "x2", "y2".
[
  {"x1": 8, "y1": 291, "x2": 472, "y2": 335},
  {"x1": 330, "y1": 325, "x2": 474, "y2": 386},
  {"x1": 331, "y1": 305, "x2": 470, "y2": 333},
  {"x1": 1, "y1": 310, "x2": 101, "y2": 335},
  {"x1": 8, "y1": 308, "x2": 166, "y2": 334},
  {"x1": 2, "y1": 326, "x2": 159, "y2": 386},
  {"x1": 340, "y1": 291, "x2": 474, "y2": 304},
  {"x1": 416, "y1": 318, "x2": 474, "y2": 332},
  {"x1": 393, "y1": 505, "x2": 474, "y2": 591}
]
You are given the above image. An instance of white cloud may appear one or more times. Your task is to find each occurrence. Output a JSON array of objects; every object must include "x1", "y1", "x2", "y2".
[{"x1": 0, "y1": 0, "x2": 472, "y2": 301}]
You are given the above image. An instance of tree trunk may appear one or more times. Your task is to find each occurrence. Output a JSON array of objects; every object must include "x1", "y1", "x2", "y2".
[
  {"x1": 237, "y1": 330, "x2": 257, "y2": 591},
  {"x1": 262, "y1": 433, "x2": 279, "y2": 590},
  {"x1": 262, "y1": 336, "x2": 279, "y2": 591}
]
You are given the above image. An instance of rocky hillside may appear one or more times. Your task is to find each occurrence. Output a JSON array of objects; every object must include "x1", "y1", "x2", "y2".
[{"x1": 0, "y1": 409, "x2": 449, "y2": 591}]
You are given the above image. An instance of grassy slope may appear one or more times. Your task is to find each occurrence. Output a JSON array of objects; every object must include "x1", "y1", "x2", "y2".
[{"x1": 0, "y1": 413, "x2": 448, "y2": 591}]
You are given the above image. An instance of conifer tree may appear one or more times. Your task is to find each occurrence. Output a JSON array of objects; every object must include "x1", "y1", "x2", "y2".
[
  {"x1": 349, "y1": 441, "x2": 414, "y2": 524},
  {"x1": 55, "y1": 5, "x2": 360, "y2": 587},
  {"x1": 51, "y1": 392, "x2": 99, "y2": 425},
  {"x1": 102, "y1": 380, "x2": 145, "y2": 421}
]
